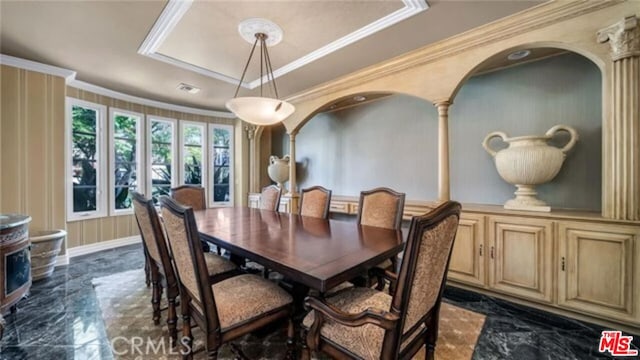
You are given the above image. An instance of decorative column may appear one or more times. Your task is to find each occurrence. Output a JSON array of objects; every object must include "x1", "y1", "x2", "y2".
[
  {"x1": 244, "y1": 124, "x2": 263, "y2": 194},
  {"x1": 287, "y1": 130, "x2": 298, "y2": 196},
  {"x1": 435, "y1": 101, "x2": 451, "y2": 201},
  {"x1": 597, "y1": 16, "x2": 640, "y2": 220}
]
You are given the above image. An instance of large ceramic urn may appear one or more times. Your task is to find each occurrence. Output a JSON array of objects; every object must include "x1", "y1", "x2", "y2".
[
  {"x1": 267, "y1": 155, "x2": 290, "y2": 190},
  {"x1": 482, "y1": 125, "x2": 578, "y2": 212}
]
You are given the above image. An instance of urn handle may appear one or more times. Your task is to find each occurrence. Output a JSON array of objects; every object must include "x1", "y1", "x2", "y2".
[
  {"x1": 482, "y1": 131, "x2": 508, "y2": 157},
  {"x1": 545, "y1": 125, "x2": 579, "y2": 153},
  {"x1": 269, "y1": 155, "x2": 290, "y2": 165}
]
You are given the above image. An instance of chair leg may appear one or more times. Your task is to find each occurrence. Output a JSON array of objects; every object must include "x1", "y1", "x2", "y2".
[
  {"x1": 182, "y1": 312, "x2": 193, "y2": 360},
  {"x1": 300, "y1": 327, "x2": 310, "y2": 360},
  {"x1": 151, "y1": 280, "x2": 161, "y2": 325},
  {"x1": 425, "y1": 313, "x2": 440, "y2": 360},
  {"x1": 285, "y1": 318, "x2": 296, "y2": 360},
  {"x1": 167, "y1": 296, "x2": 178, "y2": 346},
  {"x1": 144, "y1": 259, "x2": 151, "y2": 287},
  {"x1": 207, "y1": 349, "x2": 218, "y2": 360}
]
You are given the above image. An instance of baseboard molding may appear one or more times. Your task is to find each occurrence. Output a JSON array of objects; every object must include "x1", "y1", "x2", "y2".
[
  {"x1": 67, "y1": 236, "x2": 141, "y2": 259},
  {"x1": 55, "y1": 254, "x2": 70, "y2": 267}
]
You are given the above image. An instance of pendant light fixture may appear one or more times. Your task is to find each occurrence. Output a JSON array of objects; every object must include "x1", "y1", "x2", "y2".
[{"x1": 225, "y1": 19, "x2": 295, "y2": 125}]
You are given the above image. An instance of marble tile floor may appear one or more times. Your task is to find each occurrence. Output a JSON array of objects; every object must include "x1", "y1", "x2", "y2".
[{"x1": 0, "y1": 243, "x2": 638, "y2": 360}]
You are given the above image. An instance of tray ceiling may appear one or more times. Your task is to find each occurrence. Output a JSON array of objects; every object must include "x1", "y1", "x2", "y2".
[{"x1": 0, "y1": 0, "x2": 544, "y2": 113}]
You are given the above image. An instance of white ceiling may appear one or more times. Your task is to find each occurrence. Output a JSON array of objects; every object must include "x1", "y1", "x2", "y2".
[{"x1": 0, "y1": 0, "x2": 544, "y2": 113}]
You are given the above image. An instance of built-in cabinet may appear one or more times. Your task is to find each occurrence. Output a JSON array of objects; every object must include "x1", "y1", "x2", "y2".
[
  {"x1": 448, "y1": 213, "x2": 485, "y2": 287},
  {"x1": 449, "y1": 209, "x2": 640, "y2": 331},
  {"x1": 557, "y1": 222, "x2": 640, "y2": 325},
  {"x1": 488, "y1": 216, "x2": 554, "y2": 303}
]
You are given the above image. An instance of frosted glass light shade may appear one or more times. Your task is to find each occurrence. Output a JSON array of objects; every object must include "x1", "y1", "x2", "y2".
[{"x1": 225, "y1": 97, "x2": 295, "y2": 125}]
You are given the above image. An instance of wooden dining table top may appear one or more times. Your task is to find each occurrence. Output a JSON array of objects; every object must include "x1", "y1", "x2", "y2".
[{"x1": 194, "y1": 207, "x2": 404, "y2": 292}]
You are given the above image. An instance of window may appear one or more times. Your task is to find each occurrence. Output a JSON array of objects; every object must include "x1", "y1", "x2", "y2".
[
  {"x1": 209, "y1": 124, "x2": 234, "y2": 207},
  {"x1": 66, "y1": 98, "x2": 107, "y2": 221},
  {"x1": 180, "y1": 121, "x2": 207, "y2": 188},
  {"x1": 110, "y1": 109, "x2": 144, "y2": 214},
  {"x1": 148, "y1": 116, "x2": 177, "y2": 203}
]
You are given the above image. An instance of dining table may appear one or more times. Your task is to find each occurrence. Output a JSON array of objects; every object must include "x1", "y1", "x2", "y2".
[{"x1": 194, "y1": 207, "x2": 404, "y2": 294}]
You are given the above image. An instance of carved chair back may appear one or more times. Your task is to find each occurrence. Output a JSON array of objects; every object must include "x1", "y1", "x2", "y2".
[
  {"x1": 260, "y1": 185, "x2": 282, "y2": 211},
  {"x1": 299, "y1": 186, "x2": 332, "y2": 219},
  {"x1": 159, "y1": 196, "x2": 222, "y2": 333},
  {"x1": 382, "y1": 201, "x2": 461, "y2": 358},
  {"x1": 170, "y1": 185, "x2": 206, "y2": 210},
  {"x1": 131, "y1": 191, "x2": 176, "y2": 286},
  {"x1": 357, "y1": 187, "x2": 406, "y2": 230}
]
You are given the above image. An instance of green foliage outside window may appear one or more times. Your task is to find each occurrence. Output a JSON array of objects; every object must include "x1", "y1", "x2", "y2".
[
  {"x1": 72, "y1": 106, "x2": 98, "y2": 212},
  {"x1": 113, "y1": 114, "x2": 138, "y2": 210}
]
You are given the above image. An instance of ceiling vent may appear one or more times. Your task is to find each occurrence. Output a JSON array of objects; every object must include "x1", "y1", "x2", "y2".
[{"x1": 177, "y1": 83, "x2": 200, "y2": 94}]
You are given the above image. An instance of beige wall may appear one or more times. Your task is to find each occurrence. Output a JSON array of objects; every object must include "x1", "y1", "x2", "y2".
[
  {"x1": 0, "y1": 67, "x2": 247, "y2": 251},
  {"x1": 65, "y1": 87, "x2": 244, "y2": 248},
  {"x1": 0, "y1": 65, "x2": 67, "y2": 248}
]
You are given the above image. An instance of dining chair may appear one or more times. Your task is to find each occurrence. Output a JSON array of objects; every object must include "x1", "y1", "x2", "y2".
[
  {"x1": 302, "y1": 201, "x2": 461, "y2": 360},
  {"x1": 132, "y1": 192, "x2": 239, "y2": 345},
  {"x1": 159, "y1": 195, "x2": 296, "y2": 359},
  {"x1": 170, "y1": 185, "x2": 206, "y2": 210},
  {"x1": 170, "y1": 185, "x2": 218, "y2": 254},
  {"x1": 358, "y1": 187, "x2": 406, "y2": 286},
  {"x1": 299, "y1": 186, "x2": 332, "y2": 219},
  {"x1": 260, "y1": 184, "x2": 283, "y2": 211}
]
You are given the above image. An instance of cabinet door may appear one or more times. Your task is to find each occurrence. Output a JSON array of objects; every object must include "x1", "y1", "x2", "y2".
[
  {"x1": 488, "y1": 216, "x2": 553, "y2": 303},
  {"x1": 248, "y1": 193, "x2": 260, "y2": 209},
  {"x1": 448, "y1": 213, "x2": 485, "y2": 287},
  {"x1": 558, "y1": 222, "x2": 639, "y2": 324}
]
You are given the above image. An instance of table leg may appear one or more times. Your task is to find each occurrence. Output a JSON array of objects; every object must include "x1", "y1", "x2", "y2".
[{"x1": 0, "y1": 313, "x2": 4, "y2": 340}]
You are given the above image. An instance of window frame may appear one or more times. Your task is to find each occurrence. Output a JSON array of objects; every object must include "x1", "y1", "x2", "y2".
[
  {"x1": 66, "y1": 97, "x2": 108, "y2": 221},
  {"x1": 179, "y1": 120, "x2": 208, "y2": 190},
  {"x1": 208, "y1": 123, "x2": 234, "y2": 208},
  {"x1": 109, "y1": 108, "x2": 144, "y2": 216},
  {"x1": 147, "y1": 115, "x2": 178, "y2": 203}
]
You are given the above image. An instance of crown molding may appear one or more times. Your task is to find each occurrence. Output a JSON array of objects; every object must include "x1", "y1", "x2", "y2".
[
  {"x1": 137, "y1": 0, "x2": 194, "y2": 55},
  {"x1": 1, "y1": 53, "x2": 234, "y2": 118},
  {"x1": 138, "y1": 0, "x2": 428, "y2": 90},
  {"x1": 285, "y1": 0, "x2": 621, "y2": 104},
  {"x1": 0, "y1": 54, "x2": 77, "y2": 81},
  {"x1": 68, "y1": 80, "x2": 235, "y2": 118}
]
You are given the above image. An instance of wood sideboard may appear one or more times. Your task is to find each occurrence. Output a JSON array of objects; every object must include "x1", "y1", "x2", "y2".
[{"x1": 248, "y1": 193, "x2": 640, "y2": 333}]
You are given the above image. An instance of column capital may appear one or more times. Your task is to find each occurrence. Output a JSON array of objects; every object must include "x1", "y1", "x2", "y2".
[
  {"x1": 288, "y1": 130, "x2": 298, "y2": 139},
  {"x1": 434, "y1": 101, "x2": 451, "y2": 116},
  {"x1": 597, "y1": 16, "x2": 640, "y2": 61},
  {"x1": 244, "y1": 124, "x2": 257, "y2": 140}
]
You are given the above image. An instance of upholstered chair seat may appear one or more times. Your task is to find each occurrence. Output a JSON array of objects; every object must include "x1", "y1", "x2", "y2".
[
  {"x1": 303, "y1": 287, "x2": 392, "y2": 359},
  {"x1": 212, "y1": 274, "x2": 293, "y2": 330}
]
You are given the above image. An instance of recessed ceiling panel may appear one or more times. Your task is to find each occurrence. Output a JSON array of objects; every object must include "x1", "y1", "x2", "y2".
[{"x1": 148, "y1": 0, "x2": 413, "y2": 87}]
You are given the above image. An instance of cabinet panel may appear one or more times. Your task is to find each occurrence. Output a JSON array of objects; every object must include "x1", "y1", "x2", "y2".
[
  {"x1": 448, "y1": 214, "x2": 485, "y2": 287},
  {"x1": 329, "y1": 201, "x2": 350, "y2": 214},
  {"x1": 558, "y1": 222, "x2": 639, "y2": 323},
  {"x1": 488, "y1": 217, "x2": 553, "y2": 303},
  {"x1": 248, "y1": 193, "x2": 260, "y2": 209}
]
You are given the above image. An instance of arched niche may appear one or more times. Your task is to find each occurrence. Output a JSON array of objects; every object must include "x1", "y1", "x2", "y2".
[
  {"x1": 448, "y1": 46, "x2": 602, "y2": 211},
  {"x1": 273, "y1": 92, "x2": 440, "y2": 199}
]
